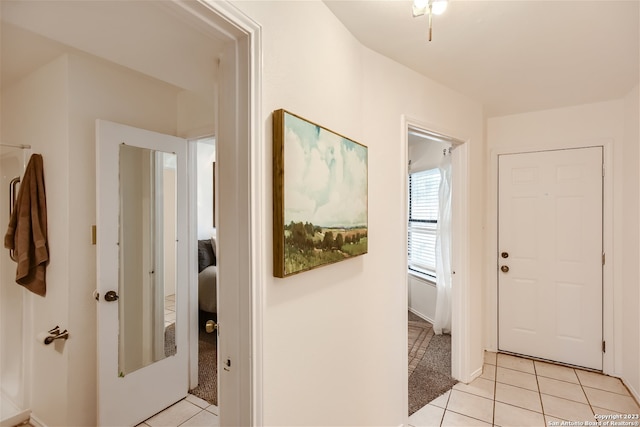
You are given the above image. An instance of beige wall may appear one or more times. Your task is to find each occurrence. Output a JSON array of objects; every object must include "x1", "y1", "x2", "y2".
[
  {"x1": 2, "y1": 51, "x2": 181, "y2": 426},
  {"x1": 622, "y1": 85, "x2": 640, "y2": 398},
  {"x1": 2, "y1": 54, "x2": 71, "y2": 427},
  {"x1": 233, "y1": 2, "x2": 485, "y2": 425}
]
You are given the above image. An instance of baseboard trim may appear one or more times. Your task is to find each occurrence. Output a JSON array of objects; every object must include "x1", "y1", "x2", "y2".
[
  {"x1": 409, "y1": 307, "x2": 434, "y2": 324},
  {"x1": 621, "y1": 377, "x2": 640, "y2": 407},
  {"x1": 467, "y1": 365, "x2": 483, "y2": 384},
  {"x1": 29, "y1": 413, "x2": 45, "y2": 427}
]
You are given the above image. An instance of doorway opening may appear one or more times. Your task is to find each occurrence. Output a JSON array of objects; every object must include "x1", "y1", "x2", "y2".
[
  {"x1": 189, "y1": 136, "x2": 219, "y2": 406},
  {"x1": 2, "y1": 1, "x2": 260, "y2": 425},
  {"x1": 406, "y1": 124, "x2": 462, "y2": 416}
]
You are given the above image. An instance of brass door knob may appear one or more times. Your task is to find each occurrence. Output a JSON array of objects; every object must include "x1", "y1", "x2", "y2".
[
  {"x1": 501, "y1": 265, "x2": 509, "y2": 273},
  {"x1": 205, "y1": 320, "x2": 218, "y2": 334}
]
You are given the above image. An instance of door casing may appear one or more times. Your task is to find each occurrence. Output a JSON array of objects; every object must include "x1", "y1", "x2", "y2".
[{"x1": 151, "y1": 1, "x2": 264, "y2": 425}]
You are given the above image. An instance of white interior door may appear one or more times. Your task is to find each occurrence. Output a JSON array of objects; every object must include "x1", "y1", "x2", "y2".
[
  {"x1": 97, "y1": 120, "x2": 188, "y2": 426},
  {"x1": 498, "y1": 147, "x2": 603, "y2": 370}
]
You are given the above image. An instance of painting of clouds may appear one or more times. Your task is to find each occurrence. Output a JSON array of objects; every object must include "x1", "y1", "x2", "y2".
[{"x1": 273, "y1": 109, "x2": 368, "y2": 277}]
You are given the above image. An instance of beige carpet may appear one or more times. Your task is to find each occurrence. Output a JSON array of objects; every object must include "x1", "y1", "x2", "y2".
[
  {"x1": 408, "y1": 312, "x2": 458, "y2": 416},
  {"x1": 188, "y1": 314, "x2": 218, "y2": 406},
  {"x1": 165, "y1": 323, "x2": 177, "y2": 357},
  {"x1": 164, "y1": 318, "x2": 217, "y2": 405},
  {"x1": 408, "y1": 315, "x2": 434, "y2": 376}
]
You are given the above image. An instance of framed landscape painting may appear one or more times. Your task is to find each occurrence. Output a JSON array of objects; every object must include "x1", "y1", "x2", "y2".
[{"x1": 273, "y1": 109, "x2": 368, "y2": 277}]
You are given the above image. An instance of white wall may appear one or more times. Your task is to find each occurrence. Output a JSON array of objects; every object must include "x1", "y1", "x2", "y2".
[
  {"x1": 485, "y1": 97, "x2": 638, "y2": 394},
  {"x1": 196, "y1": 139, "x2": 216, "y2": 240},
  {"x1": 408, "y1": 276, "x2": 436, "y2": 322},
  {"x1": 233, "y1": 2, "x2": 485, "y2": 426},
  {"x1": 2, "y1": 54, "x2": 71, "y2": 427},
  {"x1": 622, "y1": 85, "x2": 640, "y2": 399},
  {"x1": 1, "y1": 51, "x2": 181, "y2": 426}
]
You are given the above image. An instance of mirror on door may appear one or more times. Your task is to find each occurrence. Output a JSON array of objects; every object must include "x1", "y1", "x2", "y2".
[{"x1": 118, "y1": 144, "x2": 177, "y2": 376}]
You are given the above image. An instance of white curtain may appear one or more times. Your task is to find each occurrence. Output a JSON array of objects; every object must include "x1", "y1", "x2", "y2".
[{"x1": 433, "y1": 152, "x2": 452, "y2": 335}]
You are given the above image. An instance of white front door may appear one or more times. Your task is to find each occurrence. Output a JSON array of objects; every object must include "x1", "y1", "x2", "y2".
[
  {"x1": 97, "y1": 120, "x2": 188, "y2": 426},
  {"x1": 498, "y1": 147, "x2": 603, "y2": 370}
]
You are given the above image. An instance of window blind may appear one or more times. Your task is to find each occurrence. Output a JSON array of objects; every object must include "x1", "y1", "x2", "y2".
[{"x1": 408, "y1": 168, "x2": 440, "y2": 278}]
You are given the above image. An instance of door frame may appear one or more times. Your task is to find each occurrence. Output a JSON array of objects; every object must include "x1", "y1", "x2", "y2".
[
  {"x1": 164, "y1": 1, "x2": 263, "y2": 425},
  {"x1": 401, "y1": 115, "x2": 473, "y2": 413},
  {"x1": 489, "y1": 140, "x2": 614, "y2": 374}
]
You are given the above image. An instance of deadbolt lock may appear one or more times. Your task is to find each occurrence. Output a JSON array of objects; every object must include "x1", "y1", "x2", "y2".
[
  {"x1": 104, "y1": 290, "x2": 119, "y2": 302},
  {"x1": 501, "y1": 252, "x2": 509, "y2": 258}
]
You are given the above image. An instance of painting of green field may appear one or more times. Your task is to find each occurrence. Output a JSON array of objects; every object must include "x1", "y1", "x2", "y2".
[
  {"x1": 283, "y1": 224, "x2": 368, "y2": 274},
  {"x1": 273, "y1": 109, "x2": 368, "y2": 277}
]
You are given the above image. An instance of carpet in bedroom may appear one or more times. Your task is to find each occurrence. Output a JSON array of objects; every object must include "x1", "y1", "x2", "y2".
[
  {"x1": 189, "y1": 315, "x2": 218, "y2": 406},
  {"x1": 407, "y1": 312, "x2": 458, "y2": 416},
  {"x1": 164, "y1": 318, "x2": 218, "y2": 406}
]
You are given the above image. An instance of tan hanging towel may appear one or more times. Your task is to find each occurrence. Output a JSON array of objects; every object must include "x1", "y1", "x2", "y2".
[{"x1": 4, "y1": 154, "x2": 49, "y2": 296}]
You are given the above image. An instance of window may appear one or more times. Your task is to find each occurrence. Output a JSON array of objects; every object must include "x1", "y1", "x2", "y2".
[{"x1": 408, "y1": 168, "x2": 441, "y2": 279}]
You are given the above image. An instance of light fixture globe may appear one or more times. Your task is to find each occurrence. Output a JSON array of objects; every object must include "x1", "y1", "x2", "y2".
[
  {"x1": 412, "y1": 0, "x2": 449, "y2": 41},
  {"x1": 412, "y1": 0, "x2": 448, "y2": 16},
  {"x1": 431, "y1": 0, "x2": 448, "y2": 15},
  {"x1": 412, "y1": 0, "x2": 429, "y2": 16}
]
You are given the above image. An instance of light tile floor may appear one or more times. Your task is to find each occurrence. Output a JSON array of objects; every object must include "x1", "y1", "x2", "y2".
[
  {"x1": 126, "y1": 351, "x2": 640, "y2": 427},
  {"x1": 137, "y1": 394, "x2": 219, "y2": 427},
  {"x1": 165, "y1": 294, "x2": 176, "y2": 328},
  {"x1": 409, "y1": 351, "x2": 640, "y2": 427}
]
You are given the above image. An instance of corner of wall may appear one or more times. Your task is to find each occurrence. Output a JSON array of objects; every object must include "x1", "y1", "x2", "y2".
[{"x1": 620, "y1": 84, "x2": 640, "y2": 395}]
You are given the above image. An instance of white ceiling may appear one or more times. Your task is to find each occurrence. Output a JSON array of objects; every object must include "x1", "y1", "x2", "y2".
[
  {"x1": 2, "y1": 1, "x2": 638, "y2": 118},
  {"x1": 1, "y1": 1, "x2": 225, "y2": 92},
  {"x1": 324, "y1": 0, "x2": 640, "y2": 117}
]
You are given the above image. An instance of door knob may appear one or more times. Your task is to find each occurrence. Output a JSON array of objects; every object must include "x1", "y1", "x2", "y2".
[
  {"x1": 205, "y1": 320, "x2": 218, "y2": 334},
  {"x1": 501, "y1": 265, "x2": 510, "y2": 273},
  {"x1": 104, "y1": 290, "x2": 119, "y2": 302}
]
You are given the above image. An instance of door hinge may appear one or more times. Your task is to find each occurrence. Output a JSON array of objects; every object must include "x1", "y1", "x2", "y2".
[
  {"x1": 602, "y1": 340, "x2": 606, "y2": 353},
  {"x1": 602, "y1": 252, "x2": 606, "y2": 265}
]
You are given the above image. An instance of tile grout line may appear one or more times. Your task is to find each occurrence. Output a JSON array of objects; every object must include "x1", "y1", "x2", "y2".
[
  {"x1": 576, "y1": 368, "x2": 598, "y2": 418},
  {"x1": 533, "y1": 358, "x2": 553, "y2": 426},
  {"x1": 492, "y1": 360, "x2": 498, "y2": 427},
  {"x1": 448, "y1": 353, "x2": 636, "y2": 426},
  {"x1": 438, "y1": 391, "x2": 450, "y2": 427}
]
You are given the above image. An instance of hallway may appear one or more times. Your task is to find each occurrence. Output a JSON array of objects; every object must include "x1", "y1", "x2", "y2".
[
  {"x1": 409, "y1": 352, "x2": 640, "y2": 427},
  {"x1": 132, "y1": 351, "x2": 640, "y2": 427}
]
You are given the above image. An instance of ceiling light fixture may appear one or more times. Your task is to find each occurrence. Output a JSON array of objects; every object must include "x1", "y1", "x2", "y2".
[{"x1": 413, "y1": 0, "x2": 448, "y2": 41}]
